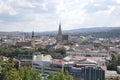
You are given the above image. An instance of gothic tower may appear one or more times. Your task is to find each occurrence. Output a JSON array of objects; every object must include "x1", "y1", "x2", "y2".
[
  {"x1": 22, "y1": 32, "x2": 25, "y2": 41},
  {"x1": 32, "y1": 31, "x2": 34, "y2": 39},
  {"x1": 31, "y1": 31, "x2": 35, "y2": 48},
  {"x1": 56, "y1": 23, "x2": 63, "y2": 43}
]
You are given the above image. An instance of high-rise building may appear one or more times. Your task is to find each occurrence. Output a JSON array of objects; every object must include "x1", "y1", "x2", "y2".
[
  {"x1": 64, "y1": 67, "x2": 105, "y2": 80},
  {"x1": 56, "y1": 23, "x2": 63, "y2": 43}
]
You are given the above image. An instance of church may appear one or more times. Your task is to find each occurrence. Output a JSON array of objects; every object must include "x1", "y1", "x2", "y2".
[{"x1": 56, "y1": 23, "x2": 69, "y2": 44}]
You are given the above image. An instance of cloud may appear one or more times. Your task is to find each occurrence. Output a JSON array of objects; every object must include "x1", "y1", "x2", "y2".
[
  {"x1": 0, "y1": 0, "x2": 17, "y2": 15},
  {"x1": 0, "y1": 0, "x2": 120, "y2": 32},
  {"x1": 84, "y1": 3, "x2": 109, "y2": 13},
  {"x1": 115, "y1": 0, "x2": 120, "y2": 4},
  {"x1": 8, "y1": 0, "x2": 35, "y2": 8}
]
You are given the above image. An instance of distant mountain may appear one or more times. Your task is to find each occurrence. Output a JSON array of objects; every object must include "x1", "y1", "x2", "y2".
[
  {"x1": 65, "y1": 27, "x2": 120, "y2": 33},
  {"x1": 80, "y1": 27, "x2": 120, "y2": 38},
  {"x1": 0, "y1": 27, "x2": 120, "y2": 36},
  {"x1": 36, "y1": 27, "x2": 120, "y2": 35}
]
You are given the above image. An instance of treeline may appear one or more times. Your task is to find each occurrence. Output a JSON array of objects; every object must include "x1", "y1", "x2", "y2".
[
  {"x1": 81, "y1": 28, "x2": 120, "y2": 38},
  {"x1": 0, "y1": 47, "x2": 35, "y2": 57},
  {"x1": 0, "y1": 47, "x2": 66, "y2": 57},
  {"x1": 0, "y1": 59, "x2": 73, "y2": 80}
]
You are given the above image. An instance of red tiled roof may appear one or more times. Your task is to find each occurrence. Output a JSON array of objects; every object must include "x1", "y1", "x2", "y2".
[
  {"x1": 52, "y1": 59, "x2": 66, "y2": 65},
  {"x1": 16, "y1": 41, "x2": 31, "y2": 47},
  {"x1": 72, "y1": 45, "x2": 95, "y2": 50},
  {"x1": 71, "y1": 56, "x2": 105, "y2": 62}
]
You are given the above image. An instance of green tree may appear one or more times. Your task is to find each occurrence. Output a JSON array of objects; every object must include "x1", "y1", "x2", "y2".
[
  {"x1": 4, "y1": 69, "x2": 20, "y2": 80},
  {"x1": 37, "y1": 47, "x2": 48, "y2": 54},
  {"x1": 107, "y1": 54, "x2": 120, "y2": 70},
  {"x1": 116, "y1": 54, "x2": 120, "y2": 65},
  {"x1": 46, "y1": 71, "x2": 74, "y2": 80},
  {"x1": 55, "y1": 47, "x2": 66, "y2": 55},
  {"x1": 0, "y1": 59, "x2": 16, "y2": 80},
  {"x1": 0, "y1": 59, "x2": 42, "y2": 80},
  {"x1": 19, "y1": 67, "x2": 41, "y2": 80}
]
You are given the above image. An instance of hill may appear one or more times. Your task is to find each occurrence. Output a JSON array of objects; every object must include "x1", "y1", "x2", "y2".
[{"x1": 65, "y1": 27, "x2": 120, "y2": 33}]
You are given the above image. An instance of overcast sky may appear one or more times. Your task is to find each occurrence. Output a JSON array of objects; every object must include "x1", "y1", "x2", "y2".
[{"x1": 0, "y1": 0, "x2": 120, "y2": 32}]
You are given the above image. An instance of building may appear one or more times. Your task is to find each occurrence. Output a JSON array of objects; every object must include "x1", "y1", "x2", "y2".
[
  {"x1": 105, "y1": 70, "x2": 120, "y2": 80},
  {"x1": 18, "y1": 52, "x2": 107, "y2": 79},
  {"x1": 66, "y1": 45, "x2": 109, "y2": 57},
  {"x1": 18, "y1": 54, "x2": 32, "y2": 68},
  {"x1": 32, "y1": 52, "x2": 62, "y2": 74},
  {"x1": 56, "y1": 23, "x2": 63, "y2": 43},
  {"x1": 64, "y1": 66, "x2": 105, "y2": 80},
  {"x1": 117, "y1": 66, "x2": 120, "y2": 74},
  {"x1": 56, "y1": 23, "x2": 70, "y2": 45},
  {"x1": 31, "y1": 31, "x2": 35, "y2": 48}
]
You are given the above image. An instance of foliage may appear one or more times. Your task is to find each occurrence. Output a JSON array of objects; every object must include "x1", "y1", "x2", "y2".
[
  {"x1": 0, "y1": 47, "x2": 35, "y2": 57},
  {"x1": 19, "y1": 67, "x2": 41, "y2": 80},
  {"x1": 37, "y1": 47, "x2": 48, "y2": 54},
  {"x1": 55, "y1": 47, "x2": 66, "y2": 55},
  {"x1": 0, "y1": 59, "x2": 16, "y2": 80},
  {"x1": 46, "y1": 71, "x2": 74, "y2": 80},
  {"x1": 4, "y1": 69, "x2": 20, "y2": 80},
  {"x1": 80, "y1": 29, "x2": 120, "y2": 38},
  {"x1": 0, "y1": 59, "x2": 42, "y2": 80},
  {"x1": 0, "y1": 59, "x2": 73, "y2": 80},
  {"x1": 116, "y1": 54, "x2": 120, "y2": 65},
  {"x1": 107, "y1": 54, "x2": 120, "y2": 70},
  {"x1": 2, "y1": 67, "x2": 42, "y2": 80},
  {"x1": 0, "y1": 45, "x2": 67, "y2": 58}
]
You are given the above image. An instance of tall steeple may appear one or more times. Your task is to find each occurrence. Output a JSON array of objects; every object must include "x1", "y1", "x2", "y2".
[
  {"x1": 58, "y1": 23, "x2": 62, "y2": 36},
  {"x1": 31, "y1": 31, "x2": 35, "y2": 48},
  {"x1": 22, "y1": 31, "x2": 25, "y2": 41},
  {"x1": 32, "y1": 31, "x2": 34, "y2": 38},
  {"x1": 56, "y1": 22, "x2": 63, "y2": 43}
]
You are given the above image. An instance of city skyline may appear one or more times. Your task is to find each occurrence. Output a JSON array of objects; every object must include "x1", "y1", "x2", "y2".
[{"x1": 0, "y1": 0, "x2": 120, "y2": 32}]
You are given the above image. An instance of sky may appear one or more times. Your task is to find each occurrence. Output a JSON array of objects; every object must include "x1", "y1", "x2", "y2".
[{"x1": 0, "y1": 0, "x2": 120, "y2": 32}]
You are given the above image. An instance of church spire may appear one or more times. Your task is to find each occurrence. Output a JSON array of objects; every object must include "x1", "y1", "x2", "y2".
[
  {"x1": 58, "y1": 22, "x2": 62, "y2": 35},
  {"x1": 22, "y1": 31, "x2": 25, "y2": 41},
  {"x1": 31, "y1": 30, "x2": 35, "y2": 48},
  {"x1": 32, "y1": 31, "x2": 34, "y2": 38},
  {"x1": 56, "y1": 22, "x2": 63, "y2": 43}
]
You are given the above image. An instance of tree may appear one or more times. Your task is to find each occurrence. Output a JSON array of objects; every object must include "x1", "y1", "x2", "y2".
[
  {"x1": 19, "y1": 67, "x2": 41, "y2": 80},
  {"x1": 0, "y1": 58, "x2": 42, "y2": 80},
  {"x1": 46, "y1": 71, "x2": 74, "y2": 80},
  {"x1": 116, "y1": 54, "x2": 120, "y2": 65},
  {"x1": 37, "y1": 47, "x2": 48, "y2": 54},
  {"x1": 4, "y1": 69, "x2": 20, "y2": 80},
  {"x1": 2, "y1": 66, "x2": 42, "y2": 80},
  {"x1": 0, "y1": 59, "x2": 74, "y2": 80},
  {"x1": 107, "y1": 54, "x2": 120, "y2": 70},
  {"x1": 55, "y1": 47, "x2": 66, "y2": 55},
  {"x1": 0, "y1": 59, "x2": 16, "y2": 80}
]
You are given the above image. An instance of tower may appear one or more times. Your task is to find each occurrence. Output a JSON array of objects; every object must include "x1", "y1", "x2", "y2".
[
  {"x1": 56, "y1": 23, "x2": 63, "y2": 43},
  {"x1": 31, "y1": 31, "x2": 35, "y2": 48},
  {"x1": 32, "y1": 31, "x2": 34, "y2": 39},
  {"x1": 22, "y1": 31, "x2": 25, "y2": 41}
]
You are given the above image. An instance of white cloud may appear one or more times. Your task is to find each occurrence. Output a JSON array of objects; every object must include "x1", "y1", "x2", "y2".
[
  {"x1": 115, "y1": 0, "x2": 120, "y2": 4},
  {"x1": 0, "y1": 0, "x2": 120, "y2": 32},
  {"x1": 41, "y1": 0, "x2": 48, "y2": 10},
  {"x1": 54, "y1": 0, "x2": 88, "y2": 29},
  {"x1": 9, "y1": 0, "x2": 35, "y2": 8},
  {"x1": 95, "y1": 6, "x2": 115, "y2": 16},
  {"x1": 0, "y1": 0, "x2": 17, "y2": 15},
  {"x1": 112, "y1": 21, "x2": 120, "y2": 26}
]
